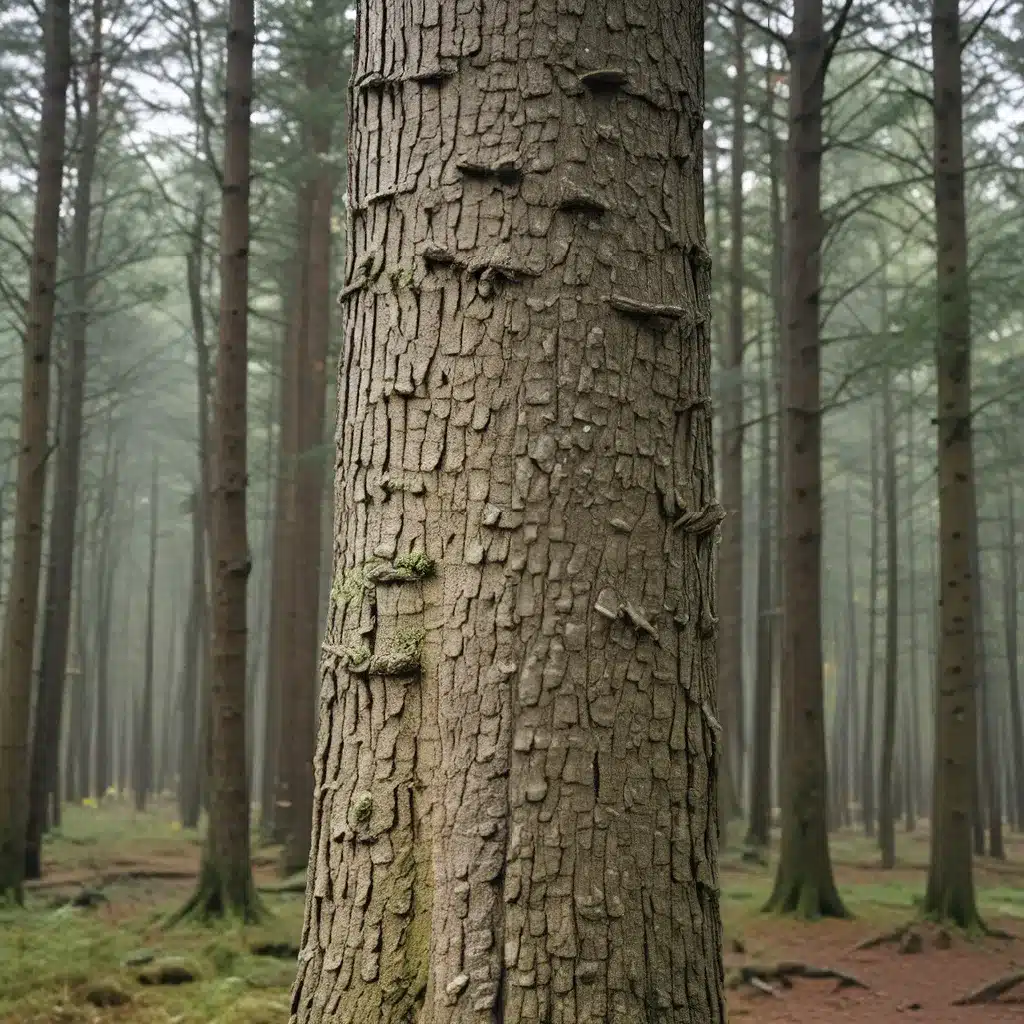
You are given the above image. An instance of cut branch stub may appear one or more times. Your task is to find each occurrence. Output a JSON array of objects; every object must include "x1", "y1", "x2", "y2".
[
  {"x1": 421, "y1": 243, "x2": 463, "y2": 269},
  {"x1": 456, "y1": 157, "x2": 522, "y2": 186},
  {"x1": 557, "y1": 182, "x2": 608, "y2": 217},
  {"x1": 672, "y1": 501, "x2": 726, "y2": 535},
  {"x1": 578, "y1": 68, "x2": 629, "y2": 91},
  {"x1": 363, "y1": 551, "x2": 436, "y2": 585},
  {"x1": 605, "y1": 293, "x2": 690, "y2": 324}
]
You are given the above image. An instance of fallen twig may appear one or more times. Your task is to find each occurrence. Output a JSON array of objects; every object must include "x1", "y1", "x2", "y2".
[
  {"x1": 728, "y1": 961, "x2": 870, "y2": 994},
  {"x1": 953, "y1": 970, "x2": 1024, "y2": 1005}
]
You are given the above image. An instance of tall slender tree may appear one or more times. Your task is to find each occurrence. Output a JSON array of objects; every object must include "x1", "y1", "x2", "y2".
[
  {"x1": 924, "y1": 0, "x2": 980, "y2": 928},
  {"x1": 0, "y1": 0, "x2": 72, "y2": 901},
  {"x1": 766, "y1": 0, "x2": 850, "y2": 917},
  {"x1": 177, "y1": 0, "x2": 258, "y2": 921}
]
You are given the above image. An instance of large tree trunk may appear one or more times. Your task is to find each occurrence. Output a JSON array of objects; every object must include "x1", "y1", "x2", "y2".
[
  {"x1": 0, "y1": 0, "x2": 72, "y2": 900},
  {"x1": 717, "y1": 4, "x2": 747, "y2": 833},
  {"x1": 290, "y1": 3, "x2": 726, "y2": 1021},
  {"x1": 879, "y1": 364, "x2": 899, "y2": 868},
  {"x1": 924, "y1": 0, "x2": 981, "y2": 929},
  {"x1": 179, "y1": 0, "x2": 257, "y2": 921},
  {"x1": 765, "y1": 0, "x2": 847, "y2": 918}
]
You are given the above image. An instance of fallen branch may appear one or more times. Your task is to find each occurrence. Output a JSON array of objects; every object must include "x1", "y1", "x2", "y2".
[
  {"x1": 728, "y1": 961, "x2": 870, "y2": 994},
  {"x1": 953, "y1": 970, "x2": 1024, "y2": 1005}
]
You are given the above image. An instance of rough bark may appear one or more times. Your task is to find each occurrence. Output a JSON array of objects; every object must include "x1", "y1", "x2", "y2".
[
  {"x1": 765, "y1": 0, "x2": 847, "y2": 918},
  {"x1": 924, "y1": 0, "x2": 981, "y2": 929},
  {"x1": 290, "y1": 3, "x2": 726, "y2": 1021},
  {"x1": 717, "y1": 4, "x2": 747, "y2": 832},
  {"x1": 879, "y1": 365, "x2": 898, "y2": 869},
  {"x1": 0, "y1": 0, "x2": 72, "y2": 901},
  {"x1": 178, "y1": 0, "x2": 258, "y2": 921}
]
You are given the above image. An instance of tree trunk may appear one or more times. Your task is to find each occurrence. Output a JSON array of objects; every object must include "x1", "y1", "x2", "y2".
[
  {"x1": 134, "y1": 456, "x2": 159, "y2": 812},
  {"x1": 746, "y1": 314, "x2": 773, "y2": 851},
  {"x1": 178, "y1": 0, "x2": 257, "y2": 921},
  {"x1": 861, "y1": 406, "x2": 880, "y2": 836},
  {"x1": 924, "y1": 0, "x2": 981, "y2": 929},
  {"x1": 766, "y1": 0, "x2": 847, "y2": 918},
  {"x1": 972, "y1": 508, "x2": 1003, "y2": 859},
  {"x1": 717, "y1": 4, "x2": 747, "y2": 834},
  {"x1": 289, "y1": 3, "x2": 727, "y2": 1020},
  {"x1": 93, "y1": 427, "x2": 120, "y2": 799},
  {"x1": 905, "y1": 384, "x2": 925, "y2": 821},
  {"x1": 1003, "y1": 475, "x2": 1024, "y2": 831},
  {"x1": 179, "y1": 491, "x2": 204, "y2": 829},
  {"x1": 879, "y1": 363, "x2": 898, "y2": 869},
  {"x1": 0, "y1": 0, "x2": 72, "y2": 900}
]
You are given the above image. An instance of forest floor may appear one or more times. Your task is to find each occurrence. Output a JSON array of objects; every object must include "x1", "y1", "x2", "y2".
[{"x1": 2, "y1": 802, "x2": 1023, "y2": 1023}]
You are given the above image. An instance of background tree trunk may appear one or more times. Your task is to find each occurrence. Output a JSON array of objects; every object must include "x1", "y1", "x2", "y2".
[
  {"x1": 178, "y1": 0, "x2": 258, "y2": 921},
  {"x1": 0, "y1": 0, "x2": 72, "y2": 900},
  {"x1": 290, "y1": 2, "x2": 726, "y2": 1020},
  {"x1": 718, "y1": 4, "x2": 747, "y2": 833},
  {"x1": 767, "y1": 0, "x2": 847, "y2": 918},
  {"x1": 924, "y1": 0, "x2": 981, "y2": 929},
  {"x1": 861, "y1": 406, "x2": 880, "y2": 835},
  {"x1": 879, "y1": 363, "x2": 899, "y2": 868}
]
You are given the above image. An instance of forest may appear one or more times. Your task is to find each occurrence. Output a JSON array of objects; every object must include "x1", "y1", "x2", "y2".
[{"x1": 0, "y1": 0, "x2": 1022, "y2": 1022}]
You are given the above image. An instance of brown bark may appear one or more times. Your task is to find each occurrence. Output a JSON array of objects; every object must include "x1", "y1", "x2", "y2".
[
  {"x1": 290, "y1": 2, "x2": 726, "y2": 1020},
  {"x1": 924, "y1": 0, "x2": 981, "y2": 928},
  {"x1": 904, "y1": 384, "x2": 924, "y2": 821},
  {"x1": 879, "y1": 364, "x2": 898, "y2": 869},
  {"x1": 766, "y1": 0, "x2": 847, "y2": 918},
  {"x1": 0, "y1": 0, "x2": 72, "y2": 901},
  {"x1": 178, "y1": 0, "x2": 258, "y2": 921},
  {"x1": 717, "y1": 4, "x2": 747, "y2": 832}
]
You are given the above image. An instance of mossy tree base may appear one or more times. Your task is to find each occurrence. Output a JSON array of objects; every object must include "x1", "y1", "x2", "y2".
[
  {"x1": 763, "y1": 869, "x2": 850, "y2": 920},
  {"x1": 167, "y1": 857, "x2": 264, "y2": 927},
  {"x1": 0, "y1": 829, "x2": 25, "y2": 907}
]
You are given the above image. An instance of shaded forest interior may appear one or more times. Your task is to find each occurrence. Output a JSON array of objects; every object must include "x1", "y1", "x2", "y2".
[{"x1": 1, "y1": 0, "x2": 1023, "y2": 1022}]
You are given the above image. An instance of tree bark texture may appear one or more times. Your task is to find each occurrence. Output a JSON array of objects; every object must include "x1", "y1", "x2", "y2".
[
  {"x1": 290, "y1": 2, "x2": 726, "y2": 1022},
  {"x1": 1003, "y1": 476, "x2": 1024, "y2": 831},
  {"x1": 179, "y1": 490, "x2": 204, "y2": 829},
  {"x1": 183, "y1": 0, "x2": 258, "y2": 919},
  {"x1": 924, "y1": 0, "x2": 980, "y2": 929},
  {"x1": 861, "y1": 406, "x2": 879, "y2": 836},
  {"x1": 0, "y1": 0, "x2": 72, "y2": 901},
  {"x1": 766, "y1": 0, "x2": 846, "y2": 918}
]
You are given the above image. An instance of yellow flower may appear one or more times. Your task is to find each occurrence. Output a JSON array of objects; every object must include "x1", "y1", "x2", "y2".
[{"x1": 82, "y1": 797, "x2": 98, "y2": 809}]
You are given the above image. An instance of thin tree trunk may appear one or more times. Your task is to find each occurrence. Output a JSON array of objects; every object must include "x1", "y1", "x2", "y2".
[
  {"x1": 178, "y1": 0, "x2": 257, "y2": 920},
  {"x1": 861, "y1": 406, "x2": 880, "y2": 836},
  {"x1": 1004, "y1": 474, "x2": 1024, "y2": 831},
  {"x1": 0, "y1": 0, "x2": 72, "y2": 900},
  {"x1": 924, "y1": 0, "x2": 981, "y2": 928},
  {"x1": 135, "y1": 456, "x2": 159, "y2": 812},
  {"x1": 93, "y1": 429, "x2": 119, "y2": 799},
  {"x1": 905, "y1": 381, "x2": 924, "y2": 822},
  {"x1": 179, "y1": 491, "x2": 204, "y2": 829},
  {"x1": 718, "y1": 4, "x2": 747, "y2": 833},
  {"x1": 879, "y1": 362, "x2": 899, "y2": 869},
  {"x1": 27, "y1": 6, "x2": 105, "y2": 875}
]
